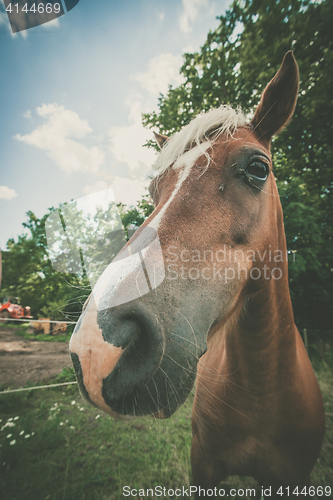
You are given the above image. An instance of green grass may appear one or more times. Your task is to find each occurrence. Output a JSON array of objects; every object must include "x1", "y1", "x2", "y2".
[
  {"x1": 313, "y1": 367, "x2": 333, "y2": 489},
  {"x1": 0, "y1": 356, "x2": 332, "y2": 499},
  {"x1": 0, "y1": 368, "x2": 193, "y2": 500},
  {"x1": 4, "y1": 322, "x2": 73, "y2": 343}
]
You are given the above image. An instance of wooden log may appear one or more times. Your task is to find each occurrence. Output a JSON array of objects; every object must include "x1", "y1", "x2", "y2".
[{"x1": 32, "y1": 318, "x2": 51, "y2": 334}]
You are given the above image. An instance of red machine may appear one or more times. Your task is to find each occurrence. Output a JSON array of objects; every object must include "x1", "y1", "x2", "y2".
[{"x1": 0, "y1": 296, "x2": 33, "y2": 319}]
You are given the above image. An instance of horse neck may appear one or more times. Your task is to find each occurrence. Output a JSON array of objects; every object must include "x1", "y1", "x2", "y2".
[{"x1": 223, "y1": 211, "x2": 298, "y2": 391}]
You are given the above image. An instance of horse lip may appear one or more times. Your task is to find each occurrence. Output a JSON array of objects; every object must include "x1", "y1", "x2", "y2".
[
  {"x1": 99, "y1": 315, "x2": 201, "y2": 417},
  {"x1": 70, "y1": 352, "x2": 97, "y2": 409}
]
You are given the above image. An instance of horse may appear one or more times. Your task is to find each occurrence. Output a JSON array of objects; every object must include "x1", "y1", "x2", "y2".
[{"x1": 69, "y1": 52, "x2": 325, "y2": 497}]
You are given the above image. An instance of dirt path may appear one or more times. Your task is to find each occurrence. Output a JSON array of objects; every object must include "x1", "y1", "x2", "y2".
[{"x1": 0, "y1": 326, "x2": 72, "y2": 388}]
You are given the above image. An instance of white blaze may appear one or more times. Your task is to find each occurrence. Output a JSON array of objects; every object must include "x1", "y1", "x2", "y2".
[
  {"x1": 149, "y1": 141, "x2": 211, "y2": 231},
  {"x1": 88, "y1": 142, "x2": 211, "y2": 312}
]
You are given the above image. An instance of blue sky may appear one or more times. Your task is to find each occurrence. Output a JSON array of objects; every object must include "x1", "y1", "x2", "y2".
[{"x1": 0, "y1": 0, "x2": 229, "y2": 248}]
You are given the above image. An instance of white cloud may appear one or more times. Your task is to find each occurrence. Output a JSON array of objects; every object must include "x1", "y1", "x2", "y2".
[
  {"x1": 0, "y1": 186, "x2": 17, "y2": 200},
  {"x1": 23, "y1": 110, "x2": 32, "y2": 120},
  {"x1": 134, "y1": 53, "x2": 185, "y2": 96},
  {"x1": 14, "y1": 30, "x2": 27, "y2": 39},
  {"x1": 82, "y1": 177, "x2": 149, "y2": 207},
  {"x1": 82, "y1": 181, "x2": 108, "y2": 196},
  {"x1": 111, "y1": 176, "x2": 149, "y2": 206},
  {"x1": 182, "y1": 44, "x2": 195, "y2": 53},
  {"x1": 16, "y1": 103, "x2": 105, "y2": 173},
  {"x1": 42, "y1": 18, "x2": 60, "y2": 29},
  {"x1": 0, "y1": 8, "x2": 27, "y2": 38},
  {"x1": 109, "y1": 99, "x2": 157, "y2": 175},
  {"x1": 179, "y1": 0, "x2": 209, "y2": 34}
]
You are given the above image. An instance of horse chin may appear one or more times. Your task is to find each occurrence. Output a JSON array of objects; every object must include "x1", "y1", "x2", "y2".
[
  {"x1": 71, "y1": 335, "x2": 198, "y2": 419},
  {"x1": 100, "y1": 354, "x2": 197, "y2": 419}
]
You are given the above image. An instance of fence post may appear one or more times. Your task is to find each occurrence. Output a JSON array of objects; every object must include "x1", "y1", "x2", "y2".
[{"x1": 303, "y1": 328, "x2": 308, "y2": 353}]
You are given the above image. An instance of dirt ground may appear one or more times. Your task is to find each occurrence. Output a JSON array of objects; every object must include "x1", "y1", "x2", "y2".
[{"x1": 0, "y1": 326, "x2": 72, "y2": 388}]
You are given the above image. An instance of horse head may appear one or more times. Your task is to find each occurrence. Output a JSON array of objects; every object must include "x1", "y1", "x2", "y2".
[{"x1": 70, "y1": 52, "x2": 299, "y2": 419}]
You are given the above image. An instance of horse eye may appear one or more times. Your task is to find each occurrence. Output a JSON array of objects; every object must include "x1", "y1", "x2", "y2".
[{"x1": 246, "y1": 161, "x2": 268, "y2": 181}]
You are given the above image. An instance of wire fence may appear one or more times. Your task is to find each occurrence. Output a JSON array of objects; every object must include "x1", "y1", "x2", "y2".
[
  {"x1": 0, "y1": 316, "x2": 76, "y2": 336},
  {"x1": 0, "y1": 317, "x2": 78, "y2": 395},
  {"x1": 0, "y1": 382, "x2": 77, "y2": 396},
  {"x1": 0, "y1": 317, "x2": 76, "y2": 324},
  {"x1": 0, "y1": 322, "x2": 331, "y2": 397}
]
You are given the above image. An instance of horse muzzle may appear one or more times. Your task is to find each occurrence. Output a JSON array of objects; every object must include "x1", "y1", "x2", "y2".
[
  {"x1": 69, "y1": 226, "x2": 211, "y2": 418},
  {"x1": 69, "y1": 298, "x2": 170, "y2": 417}
]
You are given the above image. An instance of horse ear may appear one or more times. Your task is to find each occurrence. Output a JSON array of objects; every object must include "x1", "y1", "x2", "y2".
[
  {"x1": 251, "y1": 51, "x2": 299, "y2": 142},
  {"x1": 154, "y1": 132, "x2": 169, "y2": 149}
]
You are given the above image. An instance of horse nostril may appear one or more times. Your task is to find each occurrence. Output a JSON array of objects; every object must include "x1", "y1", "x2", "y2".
[
  {"x1": 111, "y1": 319, "x2": 141, "y2": 350},
  {"x1": 70, "y1": 304, "x2": 165, "y2": 416},
  {"x1": 100, "y1": 311, "x2": 165, "y2": 412}
]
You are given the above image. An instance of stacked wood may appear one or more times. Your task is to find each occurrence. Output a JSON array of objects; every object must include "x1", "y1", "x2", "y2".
[
  {"x1": 52, "y1": 322, "x2": 67, "y2": 335},
  {"x1": 32, "y1": 318, "x2": 51, "y2": 334},
  {"x1": 30, "y1": 319, "x2": 68, "y2": 335}
]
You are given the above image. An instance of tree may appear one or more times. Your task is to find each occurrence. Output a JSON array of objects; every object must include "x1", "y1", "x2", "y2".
[
  {"x1": 1, "y1": 211, "x2": 90, "y2": 321},
  {"x1": 118, "y1": 195, "x2": 154, "y2": 234},
  {"x1": 143, "y1": 0, "x2": 333, "y2": 332},
  {"x1": 0, "y1": 196, "x2": 154, "y2": 320}
]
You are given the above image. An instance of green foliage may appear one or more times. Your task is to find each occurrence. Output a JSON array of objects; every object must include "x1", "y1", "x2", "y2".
[
  {"x1": 39, "y1": 299, "x2": 71, "y2": 321},
  {"x1": 118, "y1": 195, "x2": 154, "y2": 236},
  {"x1": 1, "y1": 222, "x2": 90, "y2": 321},
  {"x1": 143, "y1": 0, "x2": 333, "y2": 333},
  {"x1": 1, "y1": 211, "x2": 86, "y2": 320},
  {"x1": 45, "y1": 199, "x2": 127, "y2": 286},
  {"x1": 0, "y1": 196, "x2": 154, "y2": 320},
  {"x1": 11, "y1": 324, "x2": 72, "y2": 343}
]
